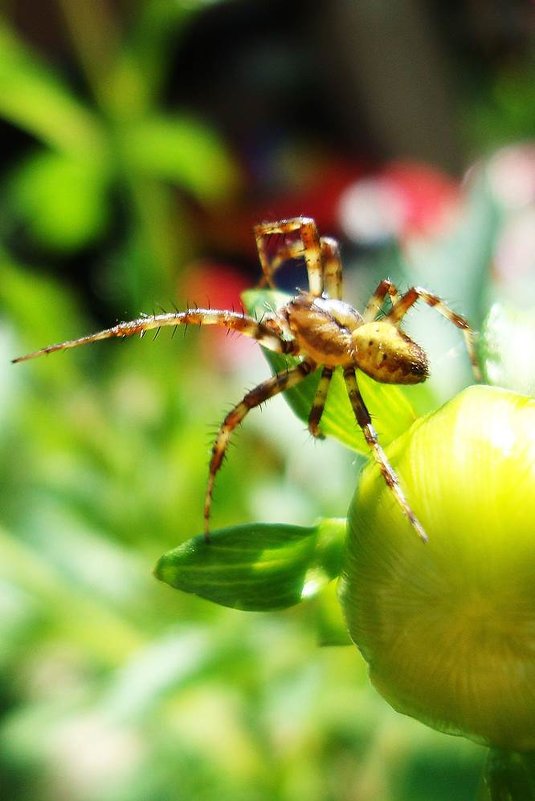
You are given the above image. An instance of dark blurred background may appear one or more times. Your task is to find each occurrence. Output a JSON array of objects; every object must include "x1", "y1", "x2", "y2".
[
  {"x1": 2, "y1": 0, "x2": 534, "y2": 314},
  {"x1": 1, "y1": 1, "x2": 534, "y2": 800}
]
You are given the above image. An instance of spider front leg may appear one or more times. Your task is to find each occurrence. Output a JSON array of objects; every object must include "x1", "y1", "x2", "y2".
[
  {"x1": 204, "y1": 359, "x2": 316, "y2": 540},
  {"x1": 12, "y1": 309, "x2": 298, "y2": 363},
  {"x1": 343, "y1": 367, "x2": 428, "y2": 543},
  {"x1": 387, "y1": 286, "x2": 481, "y2": 381},
  {"x1": 254, "y1": 217, "x2": 324, "y2": 298}
]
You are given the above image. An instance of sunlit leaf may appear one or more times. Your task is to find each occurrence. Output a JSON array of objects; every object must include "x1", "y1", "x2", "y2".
[
  {"x1": 154, "y1": 518, "x2": 346, "y2": 611},
  {"x1": 402, "y1": 169, "x2": 498, "y2": 325},
  {"x1": 481, "y1": 301, "x2": 535, "y2": 396},
  {"x1": 242, "y1": 289, "x2": 418, "y2": 454}
]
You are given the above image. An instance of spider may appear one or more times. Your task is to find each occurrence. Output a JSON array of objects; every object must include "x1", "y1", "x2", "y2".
[{"x1": 13, "y1": 217, "x2": 480, "y2": 543}]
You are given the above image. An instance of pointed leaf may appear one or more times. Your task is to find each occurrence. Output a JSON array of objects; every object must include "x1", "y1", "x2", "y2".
[
  {"x1": 154, "y1": 518, "x2": 346, "y2": 611},
  {"x1": 0, "y1": 22, "x2": 105, "y2": 157}
]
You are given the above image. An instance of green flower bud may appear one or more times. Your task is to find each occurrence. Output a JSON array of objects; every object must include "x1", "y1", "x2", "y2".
[{"x1": 340, "y1": 386, "x2": 535, "y2": 751}]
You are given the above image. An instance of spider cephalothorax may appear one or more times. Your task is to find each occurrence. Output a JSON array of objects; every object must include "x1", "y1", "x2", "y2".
[{"x1": 14, "y1": 217, "x2": 480, "y2": 543}]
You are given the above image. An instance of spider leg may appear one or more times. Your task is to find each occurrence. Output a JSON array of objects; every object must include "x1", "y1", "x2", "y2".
[
  {"x1": 256, "y1": 240, "x2": 304, "y2": 289},
  {"x1": 321, "y1": 237, "x2": 343, "y2": 300},
  {"x1": 254, "y1": 217, "x2": 324, "y2": 298},
  {"x1": 308, "y1": 365, "x2": 334, "y2": 438},
  {"x1": 343, "y1": 367, "x2": 428, "y2": 543},
  {"x1": 12, "y1": 309, "x2": 300, "y2": 363},
  {"x1": 204, "y1": 359, "x2": 316, "y2": 539},
  {"x1": 386, "y1": 287, "x2": 481, "y2": 380},
  {"x1": 362, "y1": 279, "x2": 402, "y2": 322}
]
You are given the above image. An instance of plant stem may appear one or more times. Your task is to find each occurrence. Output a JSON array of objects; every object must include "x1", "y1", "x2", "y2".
[
  {"x1": 480, "y1": 749, "x2": 535, "y2": 800},
  {"x1": 56, "y1": 0, "x2": 120, "y2": 110}
]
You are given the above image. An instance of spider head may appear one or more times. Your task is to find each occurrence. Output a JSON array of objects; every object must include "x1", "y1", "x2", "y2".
[{"x1": 353, "y1": 321, "x2": 429, "y2": 385}]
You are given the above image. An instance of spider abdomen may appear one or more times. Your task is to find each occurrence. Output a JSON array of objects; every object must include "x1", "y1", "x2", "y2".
[
  {"x1": 352, "y1": 322, "x2": 429, "y2": 384},
  {"x1": 284, "y1": 294, "x2": 363, "y2": 367}
]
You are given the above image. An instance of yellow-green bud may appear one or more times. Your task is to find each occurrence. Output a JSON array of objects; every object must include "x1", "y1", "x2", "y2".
[{"x1": 340, "y1": 386, "x2": 535, "y2": 751}]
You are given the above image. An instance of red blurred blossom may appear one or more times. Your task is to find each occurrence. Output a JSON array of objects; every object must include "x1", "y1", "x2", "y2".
[
  {"x1": 199, "y1": 155, "x2": 460, "y2": 259},
  {"x1": 486, "y1": 144, "x2": 535, "y2": 209},
  {"x1": 339, "y1": 161, "x2": 460, "y2": 245},
  {"x1": 197, "y1": 157, "x2": 368, "y2": 255}
]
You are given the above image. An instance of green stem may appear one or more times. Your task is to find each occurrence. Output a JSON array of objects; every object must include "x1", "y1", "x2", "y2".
[
  {"x1": 56, "y1": 0, "x2": 120, "y2": 111},
  {"x1": 480, "y1": 749, "x2": 535, "y2": 800}
]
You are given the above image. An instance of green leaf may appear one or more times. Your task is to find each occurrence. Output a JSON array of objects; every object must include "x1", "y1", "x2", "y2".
[
  {"x1": 0, "y1": 21, "x2": 106, "y2": 157},
  {"x1": 481, "y1": 301, "x2": 535, "y2": 396},
  {"x1": 9, "y1": 151, "x2": 110, "y2": 251},
  {"x1": 154, "y1": 518, "x2": 346, "y2": 611},
  {"x1": 242, "y1": 289, "x2": 418, "y2": 453},
  {"x1": 401, "y1": 170, "x2": 498, "y2": 327},
  {"x1": 123, "y1": 115, "x2": 240, "y2": 201}
]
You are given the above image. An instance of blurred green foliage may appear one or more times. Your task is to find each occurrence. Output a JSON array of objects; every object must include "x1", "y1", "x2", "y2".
[
  {"x1": 0, "y1": 3, "x2": 239, "y2": 308},
  {"x1": 1, "y1": 170, "x2": 505, "y2": 801},
  {"x1": 1, "y1": 2, "x2": 534, "y2": 800}
]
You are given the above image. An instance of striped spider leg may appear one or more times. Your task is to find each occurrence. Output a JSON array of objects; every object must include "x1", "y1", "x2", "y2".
[
  {"x1": 12, "y1": 308, "x2": 304, "y2": 542},
  {"x1": 204, "y1": 220, "x2": 345, "y2": 535},
  {"x1": 253, "y1": 219, "x2": 479, "y2": 542},
  {"x1": 13, "y1": 216, "x2": 479, "y2": 543},
  {"x1": 255, "y1": 217, "x2": 343, "y2": 300},
  {"x1": 12, "y1": 309, "x2": 295, "y2": 363},
  {"x1": 254, "y1": 217, "x2": 343, "y2": 439}
]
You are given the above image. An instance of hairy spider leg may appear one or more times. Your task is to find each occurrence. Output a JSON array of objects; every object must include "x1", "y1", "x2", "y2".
[
  {"x1": 12, "y1": 309, "x2": 299, "y2": 364},
  {"x1": 386, "y1": 287, "x2": 481, "y2": 381},
  {"x1": 255, "y1": 240, "x2": 304, "y2": 289},
  {"x1": 307, "y1": 366, "x2": 334, "y2": 438},
  {"x1": 204, "y1": 359, "x2": 316, "y2": 539},
  {"x1": 321, "y1": 237, "x2": 343, "y2": 300},
  {"x1": 362, "y1": 279, "x2": 402, "y2": 322},
  {"x1": 256, "y1": 234, "x2": 343, "y2": 302},
  {"x1": 343, "y1": 367, "x2": 428, "y2": 543},
  {"x1": 254, "y1": 217, "x2": 324, "y2": 298}
]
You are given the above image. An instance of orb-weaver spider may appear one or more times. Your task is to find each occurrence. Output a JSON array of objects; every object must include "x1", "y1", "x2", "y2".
[{"x1": 13, "y1": 217, "x2": 480, "y2": 543}]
